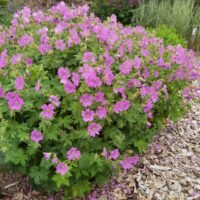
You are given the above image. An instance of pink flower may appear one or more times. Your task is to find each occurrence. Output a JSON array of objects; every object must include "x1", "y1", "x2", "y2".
[
  {"x1": 96, "y1": 106, "x2": 107, "y2": 119},
  {"x1": 104, "y1": 52, "x2": 114, "y2": 67},
  {"x1": 0, "y1": 49, "x2": 7, "y2": 69},
  {"x1": 64, "y1": 80, "x2": 76, "y2": 94},
  {"x1": 109, "y1": 149, "x2": 120, "y2": 160},
  {"x1": 147, "y1": 112, "x2": 153, "y2": 119},
  {"x1": 119, "y1": 60, "x2": 132, "y2": 75},
  {"x1": 72, "y1": 72, "x2": 80, "y2": 86},
  {"x1": 55, "y1": 39, "x2": 66, "y2": 51},
  {"x1": 38, "y1": 43, "x2": 52, "y2": 55},
  {"x1": 147, "y1": 121, "x2": 152, "y2": 128},
  {"x1": 157, "y1": 57, "x2": 164, "y2": 67},
  {"x1": 114, "y1": 87, "x2": 126, "y2": 99},
  {"x1": 58, "y1": 67, "x2": 70, "y2": 83},
  {"x1": 150, "y1": 90, "x2": 158, "y2": 103},
  {"x1": 102, "y1": 147, "x2": 108, "y2": 158},
  {"x1": 52, "y1": 155, "x2": 58, "y2": 164},
  {"x1": 5, "y1": 92, "x2": 18, "y2": 101},
  {"x1": 120, "y1": 155, "x2": 139, "y2": 170},
  {"x1": 6, "y1": 92, "x2": 24, "y2": 111},
  {"x1": 113, "y1": 100, "x2": 130, "y2": 113},
  {"x1": 133, "y1": 56, "x2": 141, "y2": 69},
  {"x1": 54, "y1": 21, "x2": 69, "y2": 34},
  {"x1": 182, "y1": 87, "x2": 192, "y2": 100},
  {"x1": 43, "y1": 152, "x2": 51, "y2": 160},
  {"x1": 49, "y1": 95, "x2": 60, "y2": 107},
  {"x1": 94, "y1": 92, "x2": 105, "y2": 102},
  {"x1": 82, "y1": 109, "x2": 95, "y2": 122},
  {"x1": 82, "y1": 52, "x2": 95, "y2": 63},
  {"x1": 56, "y1": 162, "x2": 68, "y2": 176},
  {"x1": 85, "y1": 75, "x2": 102, "y2": 88},
  {"x1": 143, "y1": 99, "x2": 153, "y2": 113},
  {"x1": 35, "y1": 80, "x2": 41, "y2": 91},
  {"x1": 15, "y1": 76, "x2": 25, "y2": 90},
  {"x1": 25, "y1": 57, "x2": 33, "y2": 66},
  {"x1": 8, "y1": 97, "x2": 24, "y2": 111},
  {"x1": 80, "y1": 93, "x2": 93, "y2": 107},
  {"x1": 18, "y1": 34, "x2": 33, "y2": 47},
  {"x1": 79, "y1": 64, "x2": 95, "y2": 79},
  {"x1": 40, "y1": 104, "x2": 55, "y2": 119},
  {"x1": 0, "y1": 31, "x2": 6, "y2": 46},
  {"x1": 104, "y1": 68, "x2": 114, "y2": 86},
  {"x1": 141, "y1": 48, "x2": 148, "y2": 57},
  {"x1": 153, "y1": 70, "x2": 159, "y2": 77},
  {"x1": 11, "y1": 54, "x2": 22, "y2": 65},
  {"x1": 66, "y1": 147, "x2": 81, "y2": 160},
  {"x1": 68, "y1": 28, "x2": 80, "y2": 47},
  {"x1": 54, "y1": 22, "x2": 68, "y2": 34},
  {"x1": 31, "y1": 130, "x2": 43, "y2": 143},
  {"x1": 142, "y1": 67, "x2": 150, "y2": 79},
  {"x1": 87, "y1": 122, "x2": 102, "y2": 137},
  {"x1": 126, "y1": 78, "x2": 141, "y2": 88}
]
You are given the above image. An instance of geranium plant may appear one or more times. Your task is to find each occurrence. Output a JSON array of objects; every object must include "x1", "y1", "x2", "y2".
[{"x1": 0, "y1": 2, "x2": 199, "y2": 198}]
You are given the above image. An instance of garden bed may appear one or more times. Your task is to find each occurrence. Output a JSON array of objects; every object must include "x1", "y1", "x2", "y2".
[{"x1": 0, "y1": 1, "x2": 199, "y2": 199}]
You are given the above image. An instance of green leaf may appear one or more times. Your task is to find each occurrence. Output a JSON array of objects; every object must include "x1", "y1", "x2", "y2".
[
  {"x1": 5, "y1": 148, "x2": 29, "y2": 166},
  {"x1": 52, "y1": 172, "x2": 72, "y2": 188},
  {"x1": 29, "y1": 166, "x2": 49, "y2": 184},
  {"x1": 72, "y1": 180, "x2": 91, "y2": 197},
  {"x1": 95, "y1": 173, "x2": 109, "y2": 186},
  {"x1": 133, "y1": 139, "x2": 148, "y2": 153}
]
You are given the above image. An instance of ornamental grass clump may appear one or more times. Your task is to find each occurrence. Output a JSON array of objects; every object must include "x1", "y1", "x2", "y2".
[{"x1": 0, "y1": 2, "x2": 199, "y2": 198}]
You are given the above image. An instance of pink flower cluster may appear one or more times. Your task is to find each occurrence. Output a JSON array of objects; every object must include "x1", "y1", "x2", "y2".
[
  {"x1": 5, "y1": 92, "x2": 24, "y2": 111},
  {"x1": 120, "y1": 155, "x2": 139, "y2": 170},
  {"x1": 40, "y1": 95, "x2": 60, "y2": 120},
  {"x1": 43, "y1": 147, "x2": 81, "y2": 176},
  {"x1": 58, "y1": 67, "x2": 80, "y2": 94},
  {"x1": 103, "y1": 147, "x2": 120, "y2": 160},
  {"x1": 18, "y1": 34, "x2": 33, "y2": 47}
]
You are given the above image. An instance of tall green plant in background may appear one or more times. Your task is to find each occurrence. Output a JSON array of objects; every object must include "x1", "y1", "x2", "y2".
[
  {"x1": 171, "y1": 0, "x2": 196, "y2": 37},
  {"x1": 190, "y1": 6, "x2": 200, "y2": 51},
  {"x1": 133, "y1": 0, "x2": 197, "y2": 39},
  {"x1": 0, "y1": 0, "x2": 9, "y2": 26}
]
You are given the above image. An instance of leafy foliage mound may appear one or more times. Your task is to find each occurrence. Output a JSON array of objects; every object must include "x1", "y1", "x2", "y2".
[
  {"x1": 0, "y1": 2, "x2": 199, "y2": 198},
  {"x1": 147, "y1": 25, "x2": 187, "y2": 47}
]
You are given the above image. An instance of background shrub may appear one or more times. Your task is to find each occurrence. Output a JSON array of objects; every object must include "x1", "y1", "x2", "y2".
[
  {"x1": 0, "y1": 0, "x2": 11, "y2": 26},
  {"x1": 147, "y1": 25, "x2": 187, "y2": 47},
  {"x1": 90, "y1": 0, "x2": 141, "y2": 25},
  {"x1": 0, "y1": 2, "x2": 199, "y2": 198}
]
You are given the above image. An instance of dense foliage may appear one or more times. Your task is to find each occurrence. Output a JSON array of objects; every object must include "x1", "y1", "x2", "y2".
[
  {"x1": 147, "y1": 25, "x2": 187, "y2": 47},
  {"x1": 0, "y1": 2, "x2": 199, "y2": 198},
  {"x1": 91, "y1": 0, "x2": 140, "y2": 25}
]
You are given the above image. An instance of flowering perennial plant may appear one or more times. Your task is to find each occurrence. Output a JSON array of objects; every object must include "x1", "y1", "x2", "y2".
[{"x1": 0, "y1": 2, "x2": 199, "y2": 198}]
